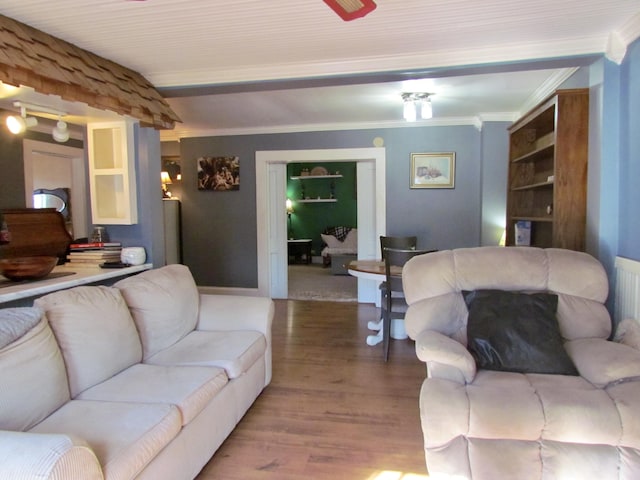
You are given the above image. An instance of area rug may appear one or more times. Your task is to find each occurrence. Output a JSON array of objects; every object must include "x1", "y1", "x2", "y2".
[{"x1": 288, "y1": 264, "x2": 357, "y2": 302}]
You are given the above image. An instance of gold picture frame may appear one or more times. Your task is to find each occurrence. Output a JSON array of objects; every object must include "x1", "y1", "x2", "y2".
[{"x1": 410, "y1": 152, "x2": 456, "y2": 189}]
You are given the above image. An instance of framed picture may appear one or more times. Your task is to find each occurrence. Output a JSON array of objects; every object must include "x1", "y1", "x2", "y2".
[
  {"x1": 410, "y1": 152, "x2": 456, "y2": 189},
  {"x1": 197, "y1": 156, "x2": 240, "y2": 191}
]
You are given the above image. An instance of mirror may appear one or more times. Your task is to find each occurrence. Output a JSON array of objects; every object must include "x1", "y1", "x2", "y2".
[{"x1": 33, "y1": 188, "x2": 70, "y2": 220}]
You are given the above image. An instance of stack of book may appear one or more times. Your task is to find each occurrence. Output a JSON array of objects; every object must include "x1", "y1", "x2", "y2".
[{"x1": 67, "y1": 241, "x2": 122, "y2": 265}]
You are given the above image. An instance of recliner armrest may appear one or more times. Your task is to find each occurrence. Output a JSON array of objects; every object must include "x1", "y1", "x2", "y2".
[
  {"x1": 415, "y1": 330, "x2": 476, "y2": 384},
  {"x1": 0, "y1": 431, "x2": 102, "y2": 480},
  {"x1": 565, "y1": 338, "x2": 640, "y2": 388}
]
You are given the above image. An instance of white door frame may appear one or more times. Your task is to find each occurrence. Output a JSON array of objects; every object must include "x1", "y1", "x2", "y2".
[
  {"x1": 22, "y1": 139, "x2": 88, "y2": 239},
  {"x1": 255, "y1": 148, "x2": 386, "y2": 301}
]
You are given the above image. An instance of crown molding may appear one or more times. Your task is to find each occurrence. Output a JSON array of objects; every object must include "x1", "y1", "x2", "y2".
[
  {"x1": 151, "y1": 37, "x2": 608, "y2": 89},
  {"x1": 606, "y1": 11, "x2": 640, "y2": 64},
  {"x1": 159, "y1": 115, "x2": 519, "y2": 141},
  {"x1": 516, "y1": 67, "x2": 580, "y2": 116}
]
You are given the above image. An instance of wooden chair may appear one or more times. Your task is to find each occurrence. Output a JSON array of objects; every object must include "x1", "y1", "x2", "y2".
[
  {"x1": 381, "y1": 247, "x2": 433, "y2": 361},
  {"x1": 370, "y1": 236, "x2": 417, "y2": 332}
]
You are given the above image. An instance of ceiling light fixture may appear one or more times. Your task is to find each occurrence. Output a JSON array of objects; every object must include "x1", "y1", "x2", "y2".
[
  {"x1": 323, "y1": 0, "x2": 377, "y2": 21},
  {"x1": 52, "y1": 117, "x2": 70, "y2": 143},
  {"x1": 7, "y1": 101, "x2": 70, "y2": 141},
  {"x1": 401, "y1": 93, "x2": 433, "y2": 122},
  {"x1": 6, "y1": 106, "x2": 38, "y2": 134}
]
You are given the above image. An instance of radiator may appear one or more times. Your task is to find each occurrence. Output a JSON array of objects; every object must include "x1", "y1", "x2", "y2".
[{"x1": 615, "y1": 256, "x2": 640, "y2": 324}]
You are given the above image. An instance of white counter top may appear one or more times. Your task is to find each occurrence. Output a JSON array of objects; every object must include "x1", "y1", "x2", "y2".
[{"x1": 0, "y1": 263, "x2": 153, "y2": 304}]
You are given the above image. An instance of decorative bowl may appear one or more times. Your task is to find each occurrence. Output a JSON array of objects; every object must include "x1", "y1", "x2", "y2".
[{"x1": 0, "y1": 256, "x2": 58, "y2": 281}]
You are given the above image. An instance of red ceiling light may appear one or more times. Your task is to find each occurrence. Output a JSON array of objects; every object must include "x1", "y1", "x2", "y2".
[{"x1": 323, "y1": 0, "x2": 377, "y2": 21}]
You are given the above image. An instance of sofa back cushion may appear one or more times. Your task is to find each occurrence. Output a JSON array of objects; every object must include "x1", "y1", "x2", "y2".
[
  {"x1": 35, "y1": 286, "x2": 142, "y2": 397},
  {"x1": 0, "y1": 308, "x2": 70, "y2": 431},
  {"x1": 115, "y1": 264, "x2": 199, "y2": 359}
]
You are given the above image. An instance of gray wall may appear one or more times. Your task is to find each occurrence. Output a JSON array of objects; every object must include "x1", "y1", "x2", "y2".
[{"x1": 179, "y1": 123, "x2": 510, "y2": 287}]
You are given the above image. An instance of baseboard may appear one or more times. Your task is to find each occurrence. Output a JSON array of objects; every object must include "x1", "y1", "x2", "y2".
[{"x1": 198, "y1": 286, "x2": 262, "y2": 296}]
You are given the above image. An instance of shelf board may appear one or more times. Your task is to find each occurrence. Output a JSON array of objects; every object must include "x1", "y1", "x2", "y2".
[
  {"x1": 511, "y1": 216, "x2": 553, "y2": 223},
  {"x1": 290, "y1": 175, "x2": 343, "y2": 180},
  {"x1": 298, "y1": 198, "x2": 337, "y2": 203},
  {"x1": 511, "y1": 180, "x2": 554, "y2": 191},
  {"x1": 511, "y1": 143, "x2": 554, "y2": 164}
]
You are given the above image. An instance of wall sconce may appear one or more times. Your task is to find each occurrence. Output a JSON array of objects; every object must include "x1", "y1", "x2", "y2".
[
  {"x1": 286, "y1": 198, "x2": 294, "y2": 239},
  {"x1": 161, "y1": 171, "x2": 172, "y2": 198},
  {"x1": 401, "y1": 93, "x2": 433, "y2": 121},
  {"x1": 323, "y1": 0, "x2": 376, "y2": 21}
]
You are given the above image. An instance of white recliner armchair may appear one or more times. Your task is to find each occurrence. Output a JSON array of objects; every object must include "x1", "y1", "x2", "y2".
[{"x1": 402, "y1": 246, "x2": 640, "y2": 480}]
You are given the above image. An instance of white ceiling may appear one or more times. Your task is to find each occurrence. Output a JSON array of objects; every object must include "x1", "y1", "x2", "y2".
[{"x1": 1, "y1": 0, "x2": 639, "y2": 140}]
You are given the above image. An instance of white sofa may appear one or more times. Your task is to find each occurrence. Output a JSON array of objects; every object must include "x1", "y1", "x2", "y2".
[
  {"x1": 402, "y1": 247, "x2": 640, "y2": 480},
  {"x1": 0, "y1": 264, "x2": 273, "y2": 480}
]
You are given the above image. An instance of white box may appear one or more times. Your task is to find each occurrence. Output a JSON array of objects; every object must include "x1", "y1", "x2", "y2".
[{"x1": 515, "y1": 221, "x2": 532, "y2": 246}]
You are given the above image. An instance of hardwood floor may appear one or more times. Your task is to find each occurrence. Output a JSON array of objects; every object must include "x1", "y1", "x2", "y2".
[{"x1": 195, "y1": 299, "x2": 430, "y2": 479}]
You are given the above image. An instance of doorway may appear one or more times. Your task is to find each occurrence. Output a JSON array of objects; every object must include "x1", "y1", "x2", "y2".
[
  {"x1": 255, "y1": 147, "x2": 386, "y2": 302},
  {"x1": 22, "y1": 139, "x2": 88, "y2": 239}
]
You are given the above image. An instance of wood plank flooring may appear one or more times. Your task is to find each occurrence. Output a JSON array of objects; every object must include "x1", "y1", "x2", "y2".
[{"x1": 195, "y1": 299, "x2": 430, "y2": 479}]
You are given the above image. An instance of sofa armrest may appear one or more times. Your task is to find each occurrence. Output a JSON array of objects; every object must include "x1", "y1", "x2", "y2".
[
  {"x1": 565, "y1": 338, "x2": 640, "y2": 388},
  {"x1": 614, "y1": 318, "x2": 640, "y2": 350},
  {"x1": 197, "y1": 294, "x2": 274, "y2": 335},
  {"x1": 415, "y1": 330, "x2": 476, "y2": 384},
  {"x1": 197, "y1": 294, "x2": 274, "y2": 385},
  {"x1": 0, "y1": 431, "x2": 103, "y2": 480}
]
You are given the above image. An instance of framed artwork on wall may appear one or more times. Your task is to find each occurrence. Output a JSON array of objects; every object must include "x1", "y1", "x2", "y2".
[
  {"x1": 410, "y1": 152, "x2": 456, "y2": 189},
  {"x1": 197, "y1": 156, "x2": 240, "y2": 191}
]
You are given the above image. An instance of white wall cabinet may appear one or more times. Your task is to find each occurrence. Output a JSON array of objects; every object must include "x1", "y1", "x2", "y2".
[{"x1": 87, "y1": 121, "x2": 138, "y2": 225}]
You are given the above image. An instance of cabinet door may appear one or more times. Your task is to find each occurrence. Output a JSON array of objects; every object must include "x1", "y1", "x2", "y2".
[{"x1": 87, "y1": 121, "x2": 138, "y2": 224}]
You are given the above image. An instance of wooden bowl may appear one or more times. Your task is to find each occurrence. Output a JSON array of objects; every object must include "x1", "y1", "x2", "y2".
[{"x1": 0, "y1": 256, "x2": 58, "y2": 281}]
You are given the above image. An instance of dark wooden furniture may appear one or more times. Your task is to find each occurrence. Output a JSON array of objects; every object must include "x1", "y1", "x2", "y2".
[
  {"x1": 505, "y1": 89, "x2": 589, "y2": 250},
  {"x1": 287, "y1": 239, "x2": 312, "y2": 264},
  {"x1": 0, "y1": 208, "x2": 72, "y2": 263}
]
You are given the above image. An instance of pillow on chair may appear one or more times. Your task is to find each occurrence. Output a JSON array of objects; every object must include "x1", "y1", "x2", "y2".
[
  {"x1": 321, "y1": 234, "x2": 343, "y2": 249},
  {"x1": 464, "y1": 289, "x2": 578, "y2": 375}
]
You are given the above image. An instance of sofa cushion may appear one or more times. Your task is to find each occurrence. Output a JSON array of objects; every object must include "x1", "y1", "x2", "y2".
[
  {"x1": 77, "y1": 363, "x2": 228, "y2": 425},
  {"x1": 146, "y1": 330, "x2": 266, "y2": 379},
  {"x1": 464, "y1": 290, "x2": 578, "y2": 375},
  {"x1": 115, "y1": 264, "x2": 199, "y2": 360},
  {"x1": 30, "y1": 399, "x2": 181, "y2": 480},
  {"x1": 0, "y1": 309, "x2": 70, "y2": 431},
  {"x1": 35, "y1": 286, "x2": 142, "y2": 397}
]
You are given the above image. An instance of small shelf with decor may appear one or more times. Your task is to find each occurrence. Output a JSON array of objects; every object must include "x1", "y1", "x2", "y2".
[
  {"x1": 290, "y1": 174, "x2": 343, "y2": 180},
  {"x1": 298, "y1": 198, "x2": 338, "y2": 203},
  {"x1": 505, "y1": 88, "x2": 589, "y2": 250}
]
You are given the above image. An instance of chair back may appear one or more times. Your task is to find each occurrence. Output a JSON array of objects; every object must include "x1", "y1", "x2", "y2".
[
  {"x1": 384, "y1": 248, "x2": 434, "y2": 292},
  {"x1": 380, "y1": 236, "x2": 417, "y2": 259}
]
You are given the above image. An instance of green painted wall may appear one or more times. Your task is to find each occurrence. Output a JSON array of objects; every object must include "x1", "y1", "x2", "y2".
[{"x1": 286, "y1": 162, "x2": 357, "y2": 255}]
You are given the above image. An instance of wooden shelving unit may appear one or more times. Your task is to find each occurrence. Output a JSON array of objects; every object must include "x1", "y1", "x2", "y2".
[{"x1": 505, "y1": 89, "x2": 589, "y2": 250}]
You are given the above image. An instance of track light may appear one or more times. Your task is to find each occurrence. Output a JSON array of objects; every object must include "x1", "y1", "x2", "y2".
[
  {"x1": 52, "y1": 117, "x2": 70, "y2": 143},
  {"x1": 6, "y1": 107, "x2": 38, "y2": 134}
]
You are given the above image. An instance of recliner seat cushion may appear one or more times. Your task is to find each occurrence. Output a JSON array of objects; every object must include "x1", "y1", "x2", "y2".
[
  {"x1": 35, "y1": 286, "x2": 142, "y2": 397},
  {"x1": 115, "y1": 264, "x2": 199, "y2": 359}
]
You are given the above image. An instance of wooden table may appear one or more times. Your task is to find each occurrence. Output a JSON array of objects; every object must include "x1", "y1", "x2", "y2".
[
  {"x1": 287, "y1": 239, "x2": 312, "y2": 264},
  {"x1": 347, "y1": 259, "x2": 407, "y2": 345}
]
